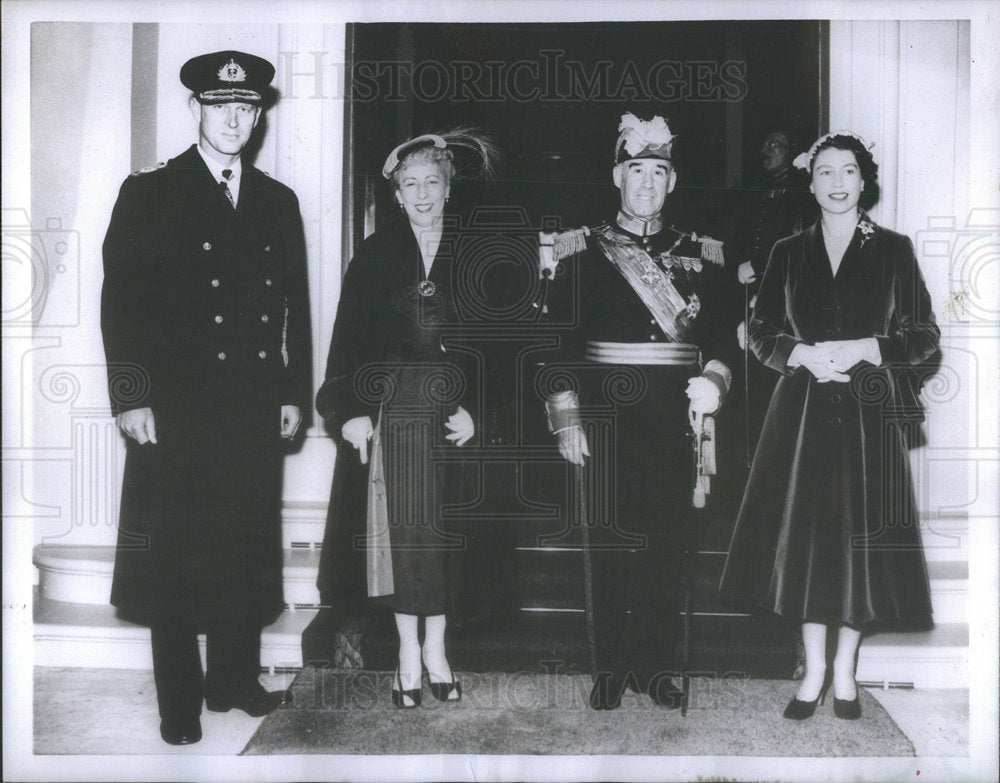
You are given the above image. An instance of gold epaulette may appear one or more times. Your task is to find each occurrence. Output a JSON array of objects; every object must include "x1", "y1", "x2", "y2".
[
  {"x1": 129, "y1": 161, "x2": 166, "y2": 176},
  {"x1": 550, "y1": 226, "x2": 591, "y2": 262}
]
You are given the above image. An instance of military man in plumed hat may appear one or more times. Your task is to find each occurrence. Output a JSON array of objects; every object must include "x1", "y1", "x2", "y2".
[
  {"x1": 540, "y1": 112, "x2": 734, "y2": 710},
  {"x1": 101, "y1": 50, "x2": 312, "y2": 745}
]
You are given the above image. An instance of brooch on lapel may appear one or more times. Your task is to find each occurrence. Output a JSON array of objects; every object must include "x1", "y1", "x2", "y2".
[
  {"x1": 417, "y1": 280, "x2": 437, "y2": 297},
  {"x1": 858, "y1": 217, "x2": 876, "y2": 248}
]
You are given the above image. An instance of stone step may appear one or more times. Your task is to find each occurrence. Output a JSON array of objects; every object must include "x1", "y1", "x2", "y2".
[
  {"x1": 32, "y1": 589, "x2": 316, "y2": 670},
  {"x1": 856, "y1": 622, "x2": 968, "y2": 689},
  {"x1": 32, "y1": 545, "x2": 323, "y2": 607},
  {"x1": 280, "y1": 501, "x2": 327, "y2": 548}
]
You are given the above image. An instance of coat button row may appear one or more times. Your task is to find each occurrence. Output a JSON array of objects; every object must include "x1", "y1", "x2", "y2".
[
  {"x1": 210, "y1": 279, "x2": 272, "y2": 288},
  {"x1": 217, "y1": 350, "x2": 268, "y2": 360}
]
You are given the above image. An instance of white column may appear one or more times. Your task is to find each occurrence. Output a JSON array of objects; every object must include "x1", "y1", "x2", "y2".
[
  {"x1": 26, "y1": 23, "x2": 134, "y2": 551},
  {"x1": 829, "y1": 20, "x2": 974, "y2": 523}
]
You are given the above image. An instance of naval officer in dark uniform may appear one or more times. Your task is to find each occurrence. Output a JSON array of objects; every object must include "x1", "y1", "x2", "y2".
[
  {"x1": 541, "y1": 113, "x2": 734, "y2": 710},
  {"x1": 101, "y1": 50, "x2": 311, "y2": 745}
]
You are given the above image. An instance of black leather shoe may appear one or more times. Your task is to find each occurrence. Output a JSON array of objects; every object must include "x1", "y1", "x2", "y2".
[
  {"x1": 206, "y1": 684, "x2": 292, "y2": 717},
  {"x1": 646, "y1": 675, "x2": 685, "y2": 709},
  {"x1": 783, "y1": 675, "x2": 831, "y2": 720},
  {"x1": 427, "y1": 674, "x2": 462, "y2": 703},
  {"x1": 159, "y1": 716, "x2": 202, "y2": 745},
  {"x1": 391, "y1": 669, "x2": 422, "y2": 709},
  {"x1": 589, "y1": 676, "x2": 625, "y2": 710}
]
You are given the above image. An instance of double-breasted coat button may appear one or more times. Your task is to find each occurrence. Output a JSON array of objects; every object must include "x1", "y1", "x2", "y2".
[
  {"x1": 260, "y1": 314, "x2": 269, "y2": 323},
  {"x1": 217, "y1": 351, "x2": 226, "y2": 360},
  {"x1": 830, "y1": 416, "x2": 842, "y2": 427},
  {"x1": 203, "y1": 242, "x2": 212, "y2": 251},
  {"x1": 211, "y1": 278, "x2": 220, "y2": 287},
  {"x1": 214, "y1": 314, "x2": 224, "y2": 324},
  {"x1": 265, "y1": 278, "x2": 273, "y2": 287},
  {"x1": 649, "y1": 334, "x2": 657, "y2": 340},
  {"x1": 830, "y1": 393, "x2": 842, "y2": 404},
  {"x1": 258, "y1": 350, "x2": 267, "y2": 359}
]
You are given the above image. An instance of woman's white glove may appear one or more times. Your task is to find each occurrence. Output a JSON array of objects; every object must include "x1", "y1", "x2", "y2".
[
  {"x1": 342, "y1": 415, "x2": 374, "y2": 464},
  {"x1": 788, "y1": 343, "x2": 850, "y2": 383},
  {"x1": 814, "y1": 338, "x2": 881, "y2": 373},
  {"x1": 445, "y1": 405, "x2": 475, "y2": 446}
]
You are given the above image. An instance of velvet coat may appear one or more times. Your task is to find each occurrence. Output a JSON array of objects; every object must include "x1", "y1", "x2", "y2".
[
  {"x1": 719, "y1": 216, "x2": 939, "y2": 626},
  {"x1": 102, "y1": 145, "x2": 312, "y2": 626}
]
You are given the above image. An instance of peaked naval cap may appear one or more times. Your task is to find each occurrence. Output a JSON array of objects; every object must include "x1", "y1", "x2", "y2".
[{"x1": 180, "y1": 50, "x2": 275, "y2": 104}]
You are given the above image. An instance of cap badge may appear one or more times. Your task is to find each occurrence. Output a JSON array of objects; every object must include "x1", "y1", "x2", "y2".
[{"x1": 218, "y1": 59, "x2": 247, "y2": 83}]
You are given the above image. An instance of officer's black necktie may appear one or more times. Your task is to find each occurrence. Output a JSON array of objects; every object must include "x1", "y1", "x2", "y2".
[{"x1": 220, "y1": 169, "x2": 236, "y2": 209}]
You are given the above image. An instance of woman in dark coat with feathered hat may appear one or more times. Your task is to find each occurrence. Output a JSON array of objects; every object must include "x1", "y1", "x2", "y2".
[
  {"x1": 316, "y1": 129, "x2": 496, "y2": 708},
  {"x1": 720, "y1": 132, "x2": 940, "y2": 720}
]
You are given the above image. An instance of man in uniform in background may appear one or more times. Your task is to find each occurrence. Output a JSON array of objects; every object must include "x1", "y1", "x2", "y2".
[
  {"x1": 101, "y1": 50, "x2": 312, "y2": 745},
  {"x1": 540, "y1": 113, "x2": 733, "y2": 710},
  {"x1": 732, "y1": 129, "x2": 815, "y2": 452}
]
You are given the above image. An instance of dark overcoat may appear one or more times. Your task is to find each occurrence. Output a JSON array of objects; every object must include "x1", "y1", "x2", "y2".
[
  {"x1": 315, "y1": 217, "x2": 475, "y2": 616},
  {"x1": 102, "y1": 145, "x2": 312, "y2": 626},
  {"x1": 719, "y1": 216, "x2": 939, "y2": 626}
]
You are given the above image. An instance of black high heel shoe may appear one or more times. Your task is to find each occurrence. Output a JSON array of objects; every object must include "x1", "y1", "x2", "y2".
[
  {"x1": 391, "y1": 669, "x2": 421, "y2": 709},
  {"x1": 783, "y1": 672, "x2": 832, "y2": 720},
  {"x1": 833, "y1": 677, "x2": 862, "y2": 719},
  {"x1": 426, "y1": 673, "x2": 462, "y2": 703}
]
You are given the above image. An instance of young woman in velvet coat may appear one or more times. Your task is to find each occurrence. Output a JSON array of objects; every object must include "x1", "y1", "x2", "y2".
[{"x1": 719, "y1": 132, "x2": 940, "y2": 720}]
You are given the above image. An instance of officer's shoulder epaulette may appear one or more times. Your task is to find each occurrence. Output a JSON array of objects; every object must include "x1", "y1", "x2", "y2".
[
  {"x1": 129, "y1": 161, "x2": 167, "y2": 177},
  {"x1": 548, "y1": 225, "x2": 592, "y2": 263}
]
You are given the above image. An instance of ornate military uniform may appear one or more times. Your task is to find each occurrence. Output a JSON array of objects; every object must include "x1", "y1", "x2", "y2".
[{"x1": 543, "y1": 208, "x2": 733, "y2": 707}]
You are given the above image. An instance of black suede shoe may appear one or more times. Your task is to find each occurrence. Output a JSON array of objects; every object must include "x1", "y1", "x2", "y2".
[
  {"x1": 646, "y1": 675, "x2": 685, "y2": 709},
  {"x1": 159, "y1": 716, "x2": 202, "y2": 745},
  {"x1": 589, "y1": 676, "x2": 625, "y2": 710},
  {"x1": 206, "y1": 683, "x2": 292, "y2": 717}
]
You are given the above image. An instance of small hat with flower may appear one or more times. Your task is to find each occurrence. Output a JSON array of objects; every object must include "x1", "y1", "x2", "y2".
[{"x1": 793, "y1": 130, "x2": 875, "y2": 171}]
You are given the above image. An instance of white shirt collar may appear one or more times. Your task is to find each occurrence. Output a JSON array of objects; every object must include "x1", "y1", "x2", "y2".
[{"x1": 196, "y1": 146, "x2": 242, "y2": 204}]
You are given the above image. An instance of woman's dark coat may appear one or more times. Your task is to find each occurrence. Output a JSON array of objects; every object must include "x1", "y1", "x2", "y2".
[
  {"x1": 316, "y1": 217, "x2": 475, "y2": 615},
  {"x1": 719, "y1": 216, "x2": 940, "y2": 626}
]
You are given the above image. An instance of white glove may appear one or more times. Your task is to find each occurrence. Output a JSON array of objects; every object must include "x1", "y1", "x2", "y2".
[
  {"x1": 556, "y1": 425, "x2": 590, "y2": 466},
  {"x1": 737, "y1": 261, "x2": 757, "y2": 285},
  {"x1": 342, "y1": 415, "x2": 374, "y2": 464},
  {"x1": 445, "y1": 405, "x2": 475, "y2": 446},
  {"x1": 815, "y1": 338, "x2": 881, "y2": 373},
  {"x1": 788, "y1": 343, "x2": 850, "y2": 383},
  {"x1": 686, "y1": 376, "x2": 722, "y2": 415}
]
